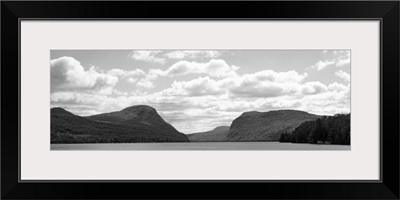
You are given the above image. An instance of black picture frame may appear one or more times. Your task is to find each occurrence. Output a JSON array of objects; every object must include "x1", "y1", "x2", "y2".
[{"x1": 1, "y1": 1, "x2": 399, "y2": 199}]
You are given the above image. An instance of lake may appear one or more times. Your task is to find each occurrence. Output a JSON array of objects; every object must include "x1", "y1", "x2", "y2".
[{"x1": 51, "y1": 142, "x2": 350, "y2": 151}]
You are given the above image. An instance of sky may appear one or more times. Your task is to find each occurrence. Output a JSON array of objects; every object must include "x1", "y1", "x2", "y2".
[{"x1": 50, "y1": 50, "x2": 350, "y2": 134}]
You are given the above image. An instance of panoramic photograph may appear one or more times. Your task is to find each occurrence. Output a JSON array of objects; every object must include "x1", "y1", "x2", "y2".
[{"x1": 50, "y1": 50, "x2": 350, "y2": 150}]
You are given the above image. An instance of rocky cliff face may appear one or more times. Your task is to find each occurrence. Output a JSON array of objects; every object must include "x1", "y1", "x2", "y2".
[{"x1": 226, "y1": 110, "x2": 320, "y2": 142}]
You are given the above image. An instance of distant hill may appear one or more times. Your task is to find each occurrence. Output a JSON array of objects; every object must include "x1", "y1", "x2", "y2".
[
  {"x1": 51, "y1": 106, "x2": 189, "y2": 143},
  {"x1": 187, "y1": 126, "x2": 230, "y2": 142},
  {"x1": 226, "y1": 110, "x2": 320, "y2": 142}
]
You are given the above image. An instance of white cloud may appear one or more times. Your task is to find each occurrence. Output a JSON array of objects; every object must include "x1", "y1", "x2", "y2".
[
  {"x1": 300, "y1": 82, "x2": 350, "y2": 115},
  {"x1": 127, "y1": 77, "x2": 138, "y2": 83},
  {"x1": 136, "y1": 79, "x2": 155, "y2": 89},
  {"x1": 50, "y1": 56, "x2": 118, "y2": 94},
  {"x1": 163, "y1": 59, "x2": 239, "y2": 78},
  {"x1": 51, "y1": 92, "x2": 103, "y2": 106},
  {"x1": 107, "y1": 68, "x2": 146, "y2": 85},
  {"x1": 161, "y1": 76, "x2": 223, "y2": 96},
  {"x1": 308, "y1": 50, "x2": 350, "y2": 71},
  {"x1": 50, "y1": 92, "x2": 115, "y2": 116},
  {"x1": 107, "y1": 68, "x2": 146, "y2": 78},
  {"x1": 135, "y1": 71, "x2": 160, "y2": 89},
  {"x1": 301, "y1": 81, "x2": 328, "y2": 95},
  {"x1": 336, "y1": 58, "x2": 350, "y2": 67},
  {"x1": 121, "y1": 59, "x2": 239, "y2": 89},
  {"x1": 248, "y1": 70, "x2": 307, "y2": 83},
  {"x1": 113, "y1": 89, "x2": 128, "y2": 96},
  {"x1": 51, "y1": 91, "x2": 151, "y2": 116},
  {"x1": 164, "y1": 51, "x2": 222, "y2": 59},
  {"x1": 51, "y1": 76, "x2": 350, "y2": 133},
  {"x1": 158, "y1": 70, "x2": 308, "y2": 98},
  {"x1": 335, "y1": 70, "x2": 350, "y2": 82},
  {"x1": 334, "y1": 50, "x2": 351, "y2": 66},
  {"x1": 160, "y1": 80, "x2": 349, "y2": 132},
  {"x1": 128, "y1": 50, "x2": 223, "y2": 65},
  {"x1": 308, "y1": 60, "x2": 335, "y2": 71},
  {"x1": 327, "y1": 82, "x2": 349, "y2": 92},
  {"x1": 51, "y1": 56, "x2": 350, "y2": 133},
  {"x1": 128, "y1": 51, "x2": 166, "y2": 64},
  {"x1": 117, "y1": 59, "x2": 239, "y2": 89},
  {"x1": 225, "y1": 70, "x2": 307, "y2": 98}
]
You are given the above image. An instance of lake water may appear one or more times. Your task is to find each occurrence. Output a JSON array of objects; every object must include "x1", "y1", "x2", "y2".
[{"x1": 51, "y1": 142, "x2": 350, "y2": 151}]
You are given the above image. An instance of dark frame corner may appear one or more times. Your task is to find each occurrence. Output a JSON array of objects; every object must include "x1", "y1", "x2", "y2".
[{"x1": 1, "y1": 1, "x2": 399, "y2": 199}]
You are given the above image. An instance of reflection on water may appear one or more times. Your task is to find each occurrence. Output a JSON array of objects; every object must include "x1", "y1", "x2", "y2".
[{"x1": 51, "y1": 142, "x2": 351, "y2": 151}]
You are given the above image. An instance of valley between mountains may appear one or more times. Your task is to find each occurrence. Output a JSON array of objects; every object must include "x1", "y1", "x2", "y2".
[{"x1": 51, "y1": 105, "x2": 350, "y2": 145}]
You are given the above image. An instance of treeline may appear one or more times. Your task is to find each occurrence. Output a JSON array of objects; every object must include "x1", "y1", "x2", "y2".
[
  {"x1": 279, "y1": 113, "x2": 350, "y2": 145},
  {"x1": 51, "y1": 109, "x2": 189, "y2": 143},
  {"x1": 51, "y1": 131, "x2": 185, "y2": 144}
]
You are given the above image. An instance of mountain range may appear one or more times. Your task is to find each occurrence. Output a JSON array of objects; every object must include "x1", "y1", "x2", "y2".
[
  {"x1": 51, "y1": 105, "x2": 189, "y2": 143},
  {"x1": 51, "y1": 105, "x2": 321, "y2": 144},
  {"x1": 225, "y1": 110, "x2": 320, "y2": 141},
  {"x1": 187, "y1": 126, "x2": 230, "y2": 142}
]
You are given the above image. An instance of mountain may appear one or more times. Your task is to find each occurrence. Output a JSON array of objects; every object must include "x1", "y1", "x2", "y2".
[
  {"x1": 187, "y1": 126, "x2": 230, "y2": 142},
  {"x1": 51, "y1": 106, "x2": 189, "y2": 143},
  {"x1": 225, "y1": 110, "x2": 320, "y2": 142},
  {"x1": 88, "y1": 105, "x2": 176, "y2": 128}
]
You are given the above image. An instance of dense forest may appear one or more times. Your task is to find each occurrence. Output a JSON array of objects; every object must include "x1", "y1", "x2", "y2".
[
  {"x1": 51, "y1": 107, "x2": 189, "y2": 143},
  {"x1": 279, "y1": 113, "x2": 350, "y2": 145}
]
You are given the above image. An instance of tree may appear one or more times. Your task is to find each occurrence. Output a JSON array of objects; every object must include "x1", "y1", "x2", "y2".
[{"x1": 280, "y1": 113, "x2": 350, "y2": 145}]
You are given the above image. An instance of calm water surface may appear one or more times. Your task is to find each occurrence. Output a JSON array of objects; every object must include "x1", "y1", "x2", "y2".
[{"x1": 51, "y1": 142, "x2": 350, "y2": 151}]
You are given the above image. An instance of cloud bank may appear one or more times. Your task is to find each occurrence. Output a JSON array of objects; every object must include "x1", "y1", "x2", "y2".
[{"x1": 50, "y1": 51, "x2": 350, "y2": 133}]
